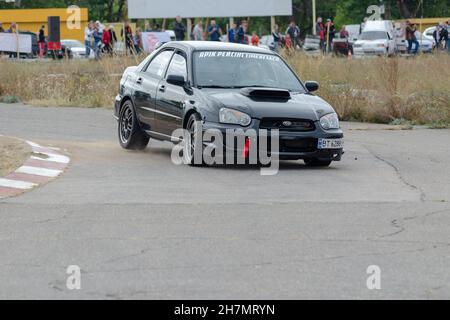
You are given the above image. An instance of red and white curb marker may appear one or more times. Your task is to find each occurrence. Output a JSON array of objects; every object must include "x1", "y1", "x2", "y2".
[{"x1": 0, "y1": 140, "x2": 70, "y2": 199}]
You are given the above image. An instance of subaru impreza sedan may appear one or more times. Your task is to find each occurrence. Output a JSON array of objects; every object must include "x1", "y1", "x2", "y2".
[{"x1": 114, "y1": 41, "x2": 344, "y2": 167}]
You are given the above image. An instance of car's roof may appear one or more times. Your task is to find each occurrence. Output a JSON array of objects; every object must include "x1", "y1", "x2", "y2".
[{"x1": 164, "y1": 41, "x2": 273, "y2": 54}]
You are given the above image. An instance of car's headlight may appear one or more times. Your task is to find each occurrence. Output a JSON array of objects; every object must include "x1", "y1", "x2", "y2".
[
  {"x1": 219, "y1": 108, "x2": 252, "y2": 126},
  {"x1": 320, "y1": 113, "x2": 340, "y2": 130}
]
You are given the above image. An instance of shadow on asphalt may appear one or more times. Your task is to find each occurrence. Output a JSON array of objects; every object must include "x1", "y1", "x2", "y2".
[{"x1": 138, "y1": 146, "x2": 338, "y2": 171}]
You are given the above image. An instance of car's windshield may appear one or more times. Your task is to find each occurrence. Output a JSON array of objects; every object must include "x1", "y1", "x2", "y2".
[
  {"x1": 193, "y1": 51, "x2": 305, "y2": 93},
  {"x1": 360, "y1": 31, "x2": 388, "y2": 40}
]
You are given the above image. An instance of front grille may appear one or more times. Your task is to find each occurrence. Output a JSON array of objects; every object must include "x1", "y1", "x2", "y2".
[{"x1": 260, "y1": 118, "x2": 315, "y2": 132}]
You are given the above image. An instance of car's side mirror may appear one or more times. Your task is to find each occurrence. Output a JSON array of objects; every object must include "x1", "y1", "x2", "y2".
[
  {"x1": 167, "y1": 74, "x2": 186, "y2": 87},
  {"x1": 305, "y1": 81, "x2": 319, "y2": 92}
]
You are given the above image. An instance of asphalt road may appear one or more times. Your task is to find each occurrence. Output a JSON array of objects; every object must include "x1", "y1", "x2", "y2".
[{"x1": 1, "y1": 102, "x2": 450, "y2": 299}]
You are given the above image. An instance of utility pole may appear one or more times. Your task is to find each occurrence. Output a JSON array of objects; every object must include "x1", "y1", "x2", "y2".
[{"x1": 312, "y1": 0, "x2": 317, "y2": 35}]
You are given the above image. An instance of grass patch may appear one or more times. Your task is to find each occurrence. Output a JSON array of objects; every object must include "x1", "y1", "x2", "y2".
[{"x1": 1, "y1": 95, "x2": 21, "y2": 103}]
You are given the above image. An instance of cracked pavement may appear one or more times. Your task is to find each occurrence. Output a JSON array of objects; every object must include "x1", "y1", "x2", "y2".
[{"x1": 0, "y1": 103, "x2": 450, "y2": 299}]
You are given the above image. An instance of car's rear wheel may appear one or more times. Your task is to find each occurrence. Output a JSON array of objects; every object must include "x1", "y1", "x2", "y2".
[
  {"x1": 304, "y1": 158, "x2": 332, "y2": 167},
  {"x1": 118, "y1": 100, "x2": 149, "y2": 150},
  {"x1": 183, "y1": 113, "x2": 204, "y2": 166}
]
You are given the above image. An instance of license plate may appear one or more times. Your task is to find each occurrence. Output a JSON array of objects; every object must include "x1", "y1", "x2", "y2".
[{"x1": 318, "y1": 138, "x2": 344, "y2": 149}]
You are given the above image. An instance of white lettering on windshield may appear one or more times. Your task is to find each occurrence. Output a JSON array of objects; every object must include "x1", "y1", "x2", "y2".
[{"x1": 198, "y1": 51, "x2": 280, "y2": 62}]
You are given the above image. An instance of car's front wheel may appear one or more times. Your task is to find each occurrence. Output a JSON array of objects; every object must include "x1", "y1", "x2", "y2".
[
  {"x1": 183, "y1": 113, "x2": 204, "y2": 166},
  {"x1": 304, "y1": 158, "x2": 332, "y2": 168},
  {"x1": 118, "y1": 100, "x2": 149, "y2": 150}
]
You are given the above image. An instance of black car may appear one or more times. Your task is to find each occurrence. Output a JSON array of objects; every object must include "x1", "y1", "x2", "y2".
[{"x1": 114, "y1": 41, "x2": 344, "y2": 167}]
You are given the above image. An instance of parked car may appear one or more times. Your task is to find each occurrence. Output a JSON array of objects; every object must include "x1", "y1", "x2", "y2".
[
  {"x1": 259, "y1": 35, "x2": 275, "y2": 51},
  {"x1": 354, "y1": 21, "x2": 396, "y2": 57},
  {"x1": 61, "y1": 39, "x2": 86, "y2": 58},
  {"x1": 423, "y1": 26, "x2": 436, "y2": 44},
  {"x1": 114, "y1": 42, "x2": 344, "y2": 167},
  {"x1": 415, "y1": 31, "x2": 434, "y2": 53}
]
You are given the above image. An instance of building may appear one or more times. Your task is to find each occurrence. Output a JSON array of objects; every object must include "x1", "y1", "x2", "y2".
[{"x1": 0, "y1": 8, "x2": 88, "y2": 42}]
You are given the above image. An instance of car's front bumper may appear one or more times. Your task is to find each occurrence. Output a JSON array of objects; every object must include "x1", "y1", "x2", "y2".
[{"x1": 201, "y1": 120, "x2": 344, "y2": 162}]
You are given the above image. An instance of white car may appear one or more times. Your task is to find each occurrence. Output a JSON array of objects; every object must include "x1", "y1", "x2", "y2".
[
  {"x1": 415, "y1": 31, "x2": 434, "y2": 53},
  {"x1": 259, "y1": 35, "x2": 275, "y2": 51},
  {"x1": 423, "y1": 27, "x2": 436, "y2": 43},
  {"x1": 61, "y1": 39, "x2": 86, "y2": 58},
  {"x1": 353, "y1": 30, "x2": 396, "y2": 57}
]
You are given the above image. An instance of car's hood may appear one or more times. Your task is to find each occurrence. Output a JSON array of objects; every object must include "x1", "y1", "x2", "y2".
[{"x1": 202, "y1": 89, "x2": 335, "y2": 121}]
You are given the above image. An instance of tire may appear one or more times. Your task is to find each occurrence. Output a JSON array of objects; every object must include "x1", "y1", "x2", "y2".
[
  {"x1": 118, "y1": 100, "x2": 149, "y2": 150},
  {"x1": 183, "y1": 113, "x2": 204, "y2": 166},
  {"x1": 304, "y1": 158, "x2": 332, "y2": 168}
]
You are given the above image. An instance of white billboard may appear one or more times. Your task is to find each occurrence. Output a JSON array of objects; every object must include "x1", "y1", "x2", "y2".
[{"x1": 128, "y1": 0, "x2": 293, "y2": 19}]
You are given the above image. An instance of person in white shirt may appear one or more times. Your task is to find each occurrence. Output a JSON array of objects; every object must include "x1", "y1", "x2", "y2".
[{"x1": 84, "y1": 22, "x2": 94, "y2": 58}]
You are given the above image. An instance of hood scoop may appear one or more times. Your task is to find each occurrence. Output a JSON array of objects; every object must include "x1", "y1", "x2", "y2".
[{"x1": 240, "y1": 87, "x2": 291, "y2": 100}]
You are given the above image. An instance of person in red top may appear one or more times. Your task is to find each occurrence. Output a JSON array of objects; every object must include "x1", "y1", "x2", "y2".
[
  {"x1": 316, "y1": 17, "x2": 325, "y2": 52},
  {"x1": 251, "y1": 31, "x2": 259, "y2": 46},
  {"x1": 285, "y1": 34, "x2": 293, "y2": 50},
  {"x1": 102, "y1": 25, "x2": 112, "y2": 55}
]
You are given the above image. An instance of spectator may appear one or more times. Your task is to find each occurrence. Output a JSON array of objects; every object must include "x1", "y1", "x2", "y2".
[
  {"x1": 0, "y1": 23, "x2": 5, "y2": 33},
  {"x1": 340, "y1": 25, "x2": 349, "y2": 39},
  {"x1": 174, "y1": 16, "x2": 186, "y2": 41},
  {"x1": 228, "y1": 23, "x2": 237, "y2": 43},
  {"x1": 7, "y1": 22, "x2": 17, "y2": 33},
  {"x1": 236, "y1": 20, "x2": 248, "y2": 44},
  {"x1": 272, "y1": 24, "x2": 282, "y2": 52},
  {"x1": 109, "y1": 25, "x2": 117, "y2": 53},
  {"x1": 122, "y1": 22, "x2": 134, "y2": 55},
  {"x1": 286, "y1": 21, "x2": 300, "y2": 49},
  {"x1": 38, "y1": 25, "x2": 46, "y2": 58},
  {"x1": 316, "y1": 17, "x2": 325, "y2": 51},
  {"x1": 325, "y1": 19, "x2": 335, "y2": 53},
  {"x1": 134, "y1": 28, "x2": 142, "y2": 54},
  {"x1": 406, "y1": 20, "x2": 419, "y2": 54},
  {"x1": 144, "y1": 22, "x2": 152, "y2": 32},
  {"x1": 360, "y1": 17, "x2": 368, "y2": 34},
  {"x1": 93, "y1": 23, "x2": 103, "y2": 59},
  {"x1": 208, "y1": 19, "x2": 222, "y2": 41},
  {"x1": 193, "y1": 21, "x2": 204, "y2": 41},
  {"x1": 284, "y1": 34, "x2": 293, "y2": 50},
  {"x1": 103, "y1": 25, "x2": 112, "y2": 56},
  {"x1": 84, "y1": 22, "x2": 93, "y2": 58},
  {"x1": 340, "y1": 25, "x2": 353, "y2": 55},
  {"x1": 95, "y1": 21, "x2": 104, "y2": 37},
  {"x1": 251, "y1": 31, "x2": 259, "y2": 46},
  {"x1": 154, "y1": 24, "x2": 162, "y2": 32},
  {"x1": 445, "y1": 21, "x2": 450, "y2": 52},
  {"x1": 433, "y1": 24, "x2": 440, "y2": 49}
]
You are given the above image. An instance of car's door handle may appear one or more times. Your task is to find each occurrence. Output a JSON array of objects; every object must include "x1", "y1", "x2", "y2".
[
  {"x1": 136, "y1": 77, "x2": 143, "y2": 85},
  {"x1": 159, "y1": 85, "x2": 166, "y2": 93}
]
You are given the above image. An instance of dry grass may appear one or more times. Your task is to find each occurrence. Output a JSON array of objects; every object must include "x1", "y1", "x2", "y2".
[
  {"x1": 0, "y1": 52, "x2": 449, "y2": 126},
  {"x1": 0, "y1": 136, "x2": 31, "y2": 177},
  {"x1": 284, "y1": 51, "x2": 450, "y2": 125}
]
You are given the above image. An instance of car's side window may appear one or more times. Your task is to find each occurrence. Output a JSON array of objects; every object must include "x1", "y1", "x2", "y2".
[
  {"x1": 144, "y1": 50, "x2": 174, "y2": 79},
  {"x1": 165, "y1": 52, "x2": 187, "y2": 81}
]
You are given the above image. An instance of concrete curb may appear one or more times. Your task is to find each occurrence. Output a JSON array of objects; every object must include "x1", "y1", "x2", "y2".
[{"x1": 0, "y1": 139, "x2": 70, "y2": 199}]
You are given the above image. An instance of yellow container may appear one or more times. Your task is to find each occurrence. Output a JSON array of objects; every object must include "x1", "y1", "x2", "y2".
[{"x1": 0, "y1": 8, "x2": 88, "y2": 42}]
